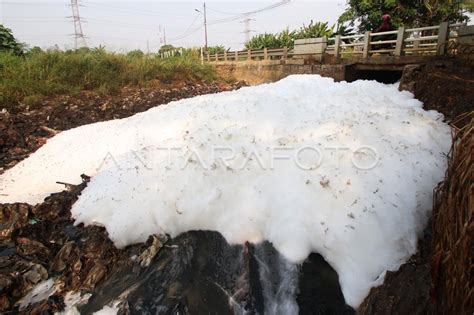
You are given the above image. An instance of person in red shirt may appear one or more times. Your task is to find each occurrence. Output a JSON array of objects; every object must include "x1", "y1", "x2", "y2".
[
  {"x1": 373, "y1": 14, "x2": 396, "y2": 51},
  {"x1": 376, "y1": 14, "x2": 394, "y2": 33}
]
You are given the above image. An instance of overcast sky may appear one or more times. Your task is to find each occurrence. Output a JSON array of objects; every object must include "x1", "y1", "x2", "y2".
[{"x1": 0, "y1": 0, "x2": 346, "y2": 51}]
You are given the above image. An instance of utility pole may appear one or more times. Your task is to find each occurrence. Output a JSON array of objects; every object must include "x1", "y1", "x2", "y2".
[
  {"x1": 195, "y1": 3, "x2": 208, "y2": 50},
  {"x1": 203, "y1": 3, "x2": 208, "y2": 50},
  {"x1": 70, "y1": 0, "x2": 87, "y2": 49}
]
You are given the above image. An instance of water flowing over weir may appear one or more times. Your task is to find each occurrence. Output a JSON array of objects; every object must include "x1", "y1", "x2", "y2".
[
  {"x1": 77, "y1": 231, "x2": 354, "y2": 314},
  {"x1": 253, "y1": 244, "x2": 299, "y2": 314}
]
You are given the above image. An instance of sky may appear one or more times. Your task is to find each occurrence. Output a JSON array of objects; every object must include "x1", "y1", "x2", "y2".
[{"x1": 0, "y1": 0, "x2": 346, "y2": 51}]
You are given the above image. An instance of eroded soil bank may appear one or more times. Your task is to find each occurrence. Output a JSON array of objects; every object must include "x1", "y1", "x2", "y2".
[{"x1": 358, "y1": 57, "x2": 473, "y2": 314}]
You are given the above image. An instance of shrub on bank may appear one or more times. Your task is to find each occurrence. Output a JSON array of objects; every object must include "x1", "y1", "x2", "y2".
[{"x1": 0, "y1": 48, "x2": 217, "y2": 107}]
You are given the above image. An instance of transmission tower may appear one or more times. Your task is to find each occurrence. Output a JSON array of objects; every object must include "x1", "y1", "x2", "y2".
[
  {"x1": 159, "y1": 25, "x2": 167, "y2": 45},
  {"x1": 241, "y1": 14, "x2": 255, "y2": 44},
  {"x1": 70, "y1": 0, "x2": 87, "y2": 49}
]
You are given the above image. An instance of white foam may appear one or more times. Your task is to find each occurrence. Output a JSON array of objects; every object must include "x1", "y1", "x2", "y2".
[
  {"x1": 0, "y1": 75, "x2": 451, "y2": 307},
  {"x1": 93, "y1": 305, "x2": 119, "y2": 315}
]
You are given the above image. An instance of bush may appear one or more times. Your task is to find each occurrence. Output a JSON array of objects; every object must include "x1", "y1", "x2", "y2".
[{"x1": 0, "y1": 48, "x2": 217, "y2": 107}]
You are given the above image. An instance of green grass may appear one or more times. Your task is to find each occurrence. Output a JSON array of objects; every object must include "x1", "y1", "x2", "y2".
[{"x1": 0, "y1": 48, "x2": 217, "y2": 108}]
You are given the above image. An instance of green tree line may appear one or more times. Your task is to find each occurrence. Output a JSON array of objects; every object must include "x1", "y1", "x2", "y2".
[
  {"x1": 339, "y1": 0, "x2": 472, "y2": 32},
  {"x1": 245, "y1": 21, "x2": 342, "y2": 50},
  {"x1": 245, "y1": 0, "x2": 470, "y2": 50}
]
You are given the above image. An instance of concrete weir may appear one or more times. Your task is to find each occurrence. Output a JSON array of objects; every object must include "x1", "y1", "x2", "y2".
[
  {"x1": 213, "y1": 55, "x2": 442, "y2": 85},
  {"x1": 215, "y1": 59, "x2": 346, "y2": 85}
]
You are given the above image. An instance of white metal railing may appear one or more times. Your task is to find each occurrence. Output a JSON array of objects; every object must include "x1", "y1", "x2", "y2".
[
  {"x1": 328, "y1": 22, "x2": 464, "y2": 59},
  {"x1": 160, "y1": 48, "x2": 184, "y2": 59},
  {"x1": 204, "y1": 47, "x2": 293, "y2": 62},
  {"x1": 203, "y1": 22, "x2": 467, "y2": 62}
]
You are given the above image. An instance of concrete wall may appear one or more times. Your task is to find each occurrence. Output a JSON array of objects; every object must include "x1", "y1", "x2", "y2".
[
  {"x1": 214, "y1": 60, "x2": 346, "y2": 85},
  {"x1": 212, "y1": 54, "x2": 442, "y2": 86}
]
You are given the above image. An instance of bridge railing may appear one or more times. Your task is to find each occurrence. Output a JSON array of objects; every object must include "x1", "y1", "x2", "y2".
[
  {"x1": 205, "y1": 47, "x2": 293, "y2": 62},
  {"x1": 328, "y1": 22, "x2": 465, "y2": 59},
  {"x1": 203, "y1": 22, "x2": 466, "y2": 62}
]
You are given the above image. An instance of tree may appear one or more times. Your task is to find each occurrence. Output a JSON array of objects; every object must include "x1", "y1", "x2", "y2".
[
  {"x1": 245, "y1": 21, "x2": 335, "y2": 50},
  {"x1": 334, "y1": 24, "x2": 355, "y2": 37},
  {"x1": 0, "y1": 24, "x2": 23, "y2": 55},
  {"x1": 158, "y1": 44, "x2": 176, "y2": 54},
  {"x1": 339, "y1": 0, "x2": 471, "y2": 32},
  {"x1": 127, "y1": 49, "x2": 145, "y2": 59},
  {"x1": 246, "y1": 33, "x2": 284, "y2": 50},
  {"x1": 295, "y1": 21, "x2": 334, "y2": 39},
  {"x1": 206, "y1": 45, "x2": 228, "y2": 55}
]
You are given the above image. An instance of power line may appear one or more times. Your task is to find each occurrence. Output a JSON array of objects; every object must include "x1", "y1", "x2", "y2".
[
  {"x1": 205, "y1": 1, "x2": 291, "y2": 46},
  {"x1": 82, "y1": 1, "x2": 187, "y2": 19},
  {"x1": 206, "y1": 1, "x2": 292, "y2": 26},
  {"x1": 169, "y1": 1, "x2": 291, "y2": 47},
  {"x1": 0, "y1": 1, "x2": 67, "y2": 5},
  {"x1": 168, "y1": 12, "x2": 201, "y2": 40},
  {"x1": 206, "y1": 7, "x2": 241, "y2": 16},
  {"x1": 88, "y1": 35, "x2": 148, "y2": 41},
  {"x1": 168, "y1": 25, "x2": 203, "y2": 41},
  {"x1": 4, "y1": 0, "x2": 293, "y2": 50},
  {"x1": 85, "y1": 18, "x2": 158, "y2": 31},
  {"x1": 86, "y1": 21, "x2": 154, "y2": 31},
  {"x1": 2, "y1": 18, "x2": 67, "y2": 21},
  {"x1": 3, "y1": 18, "x2": 158, "y2": 31},
  {"x1": 16, "y1": 34, "x2": 69, "y2": 38}
]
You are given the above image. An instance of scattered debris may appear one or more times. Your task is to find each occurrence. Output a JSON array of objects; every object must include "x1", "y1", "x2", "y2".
[
  {"x1": 0, "y1": 175, "x2": 144, "y2": 313},
  {"x1": 319, "y1": 178, "x2": 330, "y2": 188},
  {"x1": 138, "y1": 234, "x2": 168, "y2": 267}
]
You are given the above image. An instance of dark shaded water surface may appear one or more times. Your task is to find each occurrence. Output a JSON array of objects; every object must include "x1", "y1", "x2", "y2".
[{"x1": 80, "y1": 231, "x2": 354, "y2": 315}]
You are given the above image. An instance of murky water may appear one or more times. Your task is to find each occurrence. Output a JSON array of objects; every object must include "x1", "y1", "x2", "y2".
[{"x1": 79, "y1": 231, "x2": 354, "y2": 314}]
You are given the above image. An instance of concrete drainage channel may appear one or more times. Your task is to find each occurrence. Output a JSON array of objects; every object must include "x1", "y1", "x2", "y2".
[
  {"x1": 344, "y1": 66, "x2": 403, "y2": 84},
  {"x1": 213, "y1": 59, "x2": 421, "y2": 86}
]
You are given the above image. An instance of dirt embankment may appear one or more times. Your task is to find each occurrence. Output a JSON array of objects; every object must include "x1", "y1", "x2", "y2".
[
  {"x1": 0, "y1": 177, "x2": 136, "y2": 313},
  {"x1": 359, "y1": 58, "x2": 473, "y2": 315},
  {"x1": 399, "y1": 58, "x2": 474, "y2": 126}
]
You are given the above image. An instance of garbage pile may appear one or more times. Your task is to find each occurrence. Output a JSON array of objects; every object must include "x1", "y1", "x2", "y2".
[{"x1": 0, "y1": 176, "x2": 139, "y2": 313}]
